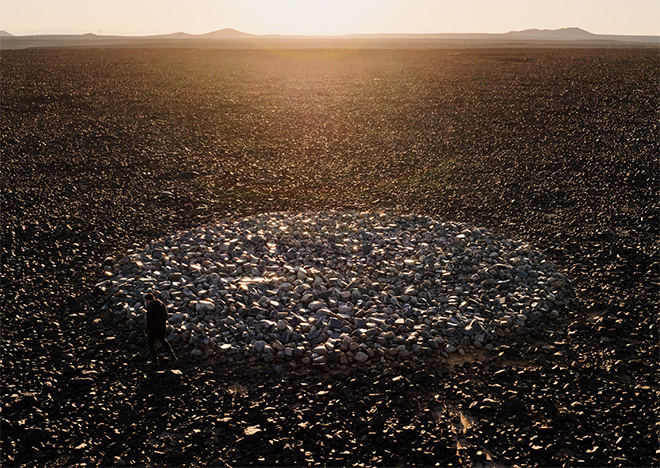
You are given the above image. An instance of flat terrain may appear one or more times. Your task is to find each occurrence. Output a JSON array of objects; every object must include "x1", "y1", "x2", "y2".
[{"x1": 2, "y1": 48, "x2": 658, "y2": 466}]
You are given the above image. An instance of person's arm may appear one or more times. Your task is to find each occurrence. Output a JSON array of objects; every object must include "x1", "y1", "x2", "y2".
[{"x1": 146, "y1": 303, "x2": 154, "y2": 335}]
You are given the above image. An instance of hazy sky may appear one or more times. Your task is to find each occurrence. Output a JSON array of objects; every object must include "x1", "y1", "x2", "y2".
[{"x1": 1, "y1": 0, "x2": 658, "y2": 36}]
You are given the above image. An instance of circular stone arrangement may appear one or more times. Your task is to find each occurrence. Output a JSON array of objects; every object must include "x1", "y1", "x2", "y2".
[{"x1": 97, "y1": 212, "x2": 567, "y2": 366}]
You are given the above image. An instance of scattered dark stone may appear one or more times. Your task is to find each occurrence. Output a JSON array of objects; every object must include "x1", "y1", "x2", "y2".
[
  {"x1": 411, "y1": 370, "x2": 430, "y2": 384},
  {"x1": 176, "y1": 171, "x2": 200, "y2": 180},
  {"x1": 24, "y1": 428, "x2": 46, "y2": 446},
  {"x1": 503, "y1": 396, "x2": 526, "y2": 414},
  {"x1": 2, "y1": 47, "x2": 656, "y2": 468},
  {"x1": 69, "y1": 377, "x2": 94, "y2": 386}
]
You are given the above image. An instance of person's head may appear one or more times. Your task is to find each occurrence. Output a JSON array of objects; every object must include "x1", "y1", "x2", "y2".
[{"x1": 145, "y1": 293, "x2": 155, "y2": 304}]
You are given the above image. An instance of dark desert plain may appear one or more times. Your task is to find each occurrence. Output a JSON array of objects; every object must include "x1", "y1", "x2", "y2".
[{"x1": 1, "y1": 46, "x2": 659, "y2": 466}]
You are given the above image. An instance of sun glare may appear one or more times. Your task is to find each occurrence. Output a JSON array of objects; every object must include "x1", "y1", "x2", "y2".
[
  {"x1": 241, "y1": 0, "x2": 375, "y2": 35},
  {"x1": 1, "y1": 0, "x2": 659, "y2": 36}
]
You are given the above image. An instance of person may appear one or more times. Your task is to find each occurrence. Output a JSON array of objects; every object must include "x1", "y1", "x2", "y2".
[{"x1": 144, "y1": 292, "x2": 177, "y2": 365}]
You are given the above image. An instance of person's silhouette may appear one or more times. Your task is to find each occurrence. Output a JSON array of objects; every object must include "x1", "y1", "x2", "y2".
[{"x1": 144, "y1": 293, "x2": 177, "y2": 365}]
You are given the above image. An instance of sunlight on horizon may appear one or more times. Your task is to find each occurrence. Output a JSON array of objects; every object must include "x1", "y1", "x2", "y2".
[{"x1": 1, "y1": 0, "x2": 659, "y2": 36}]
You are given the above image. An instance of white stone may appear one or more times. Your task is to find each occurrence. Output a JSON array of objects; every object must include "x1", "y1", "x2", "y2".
[
  {"x1": 308, "y1": 301, "x2": 326, "y2": 312},
  {"x1": 102, "y1": 212, "x2": 568, "y2": 366},
  {"x1": 338, "y1": 304, "x2": 353, "y2": 314},
  {"x1": 196, "y1": 300, "x2": 215, "y2": 312},
  {"x1": 253, "y1": 340, "x2": 266, "y2": 352},
  {"x1": 313, "y1": 345, "x2": 328, "y2": 355}
]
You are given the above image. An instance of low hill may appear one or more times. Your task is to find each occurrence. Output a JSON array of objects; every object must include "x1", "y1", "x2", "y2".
[{"x1": 503, "y1": 27, "x2": 597, "y2": 41}]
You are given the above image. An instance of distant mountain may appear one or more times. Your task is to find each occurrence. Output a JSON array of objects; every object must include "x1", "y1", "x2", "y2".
[
  {"x1": 0, "y1": 30, "x2": 15, "y2": 37},
  {"x1": 343, "y1": 27, "x2": 659, "y2": 44},
  {"x1": 503, "y1": 27, "x2": 596, "y2": 41},
  {"x1": 200, "y1": 28, "x2": 255, "y2": 39},
  {"x1": 146, "y1": 32, "x2": 193, "y2": 39},
  {"x1": 499, "y1": 27, "x2": 658, "y2": 44},
  {"x1": 145, "y1": 29, "x2": 253, "y2": 40}
]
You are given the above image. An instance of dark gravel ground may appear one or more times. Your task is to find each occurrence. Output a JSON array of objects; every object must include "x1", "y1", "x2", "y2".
[{"x1": 1, "y1": 48, "x2": 658, "y2": 467}]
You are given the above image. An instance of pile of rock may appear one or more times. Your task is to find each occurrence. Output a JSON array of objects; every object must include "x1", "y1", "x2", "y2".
[{"x1": 97, "y1": 212, "x2": 567, "y2": 366}]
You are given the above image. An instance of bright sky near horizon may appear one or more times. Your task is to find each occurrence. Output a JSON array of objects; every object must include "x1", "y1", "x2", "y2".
[{"x1": 1, "y1": 0, "x2": 658, "y2": 37}]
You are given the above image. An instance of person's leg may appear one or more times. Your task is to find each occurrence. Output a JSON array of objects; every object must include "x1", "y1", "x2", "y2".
[
  {"x1": 159, "y1": 336, "x2": 176, "y2": 359},
  {"x1": 148, "y1": 334, "x2": 159, "y2": 362}
]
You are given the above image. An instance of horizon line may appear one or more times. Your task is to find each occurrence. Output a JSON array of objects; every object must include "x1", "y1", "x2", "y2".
[{"x1": 2, "y1": 26, "x2": 659, "y2": 38}]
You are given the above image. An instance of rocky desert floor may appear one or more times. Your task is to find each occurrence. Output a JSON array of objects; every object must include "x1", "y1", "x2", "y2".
[{"x1": 1, "y1": 48, "x2": 658, "y2": 466}]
